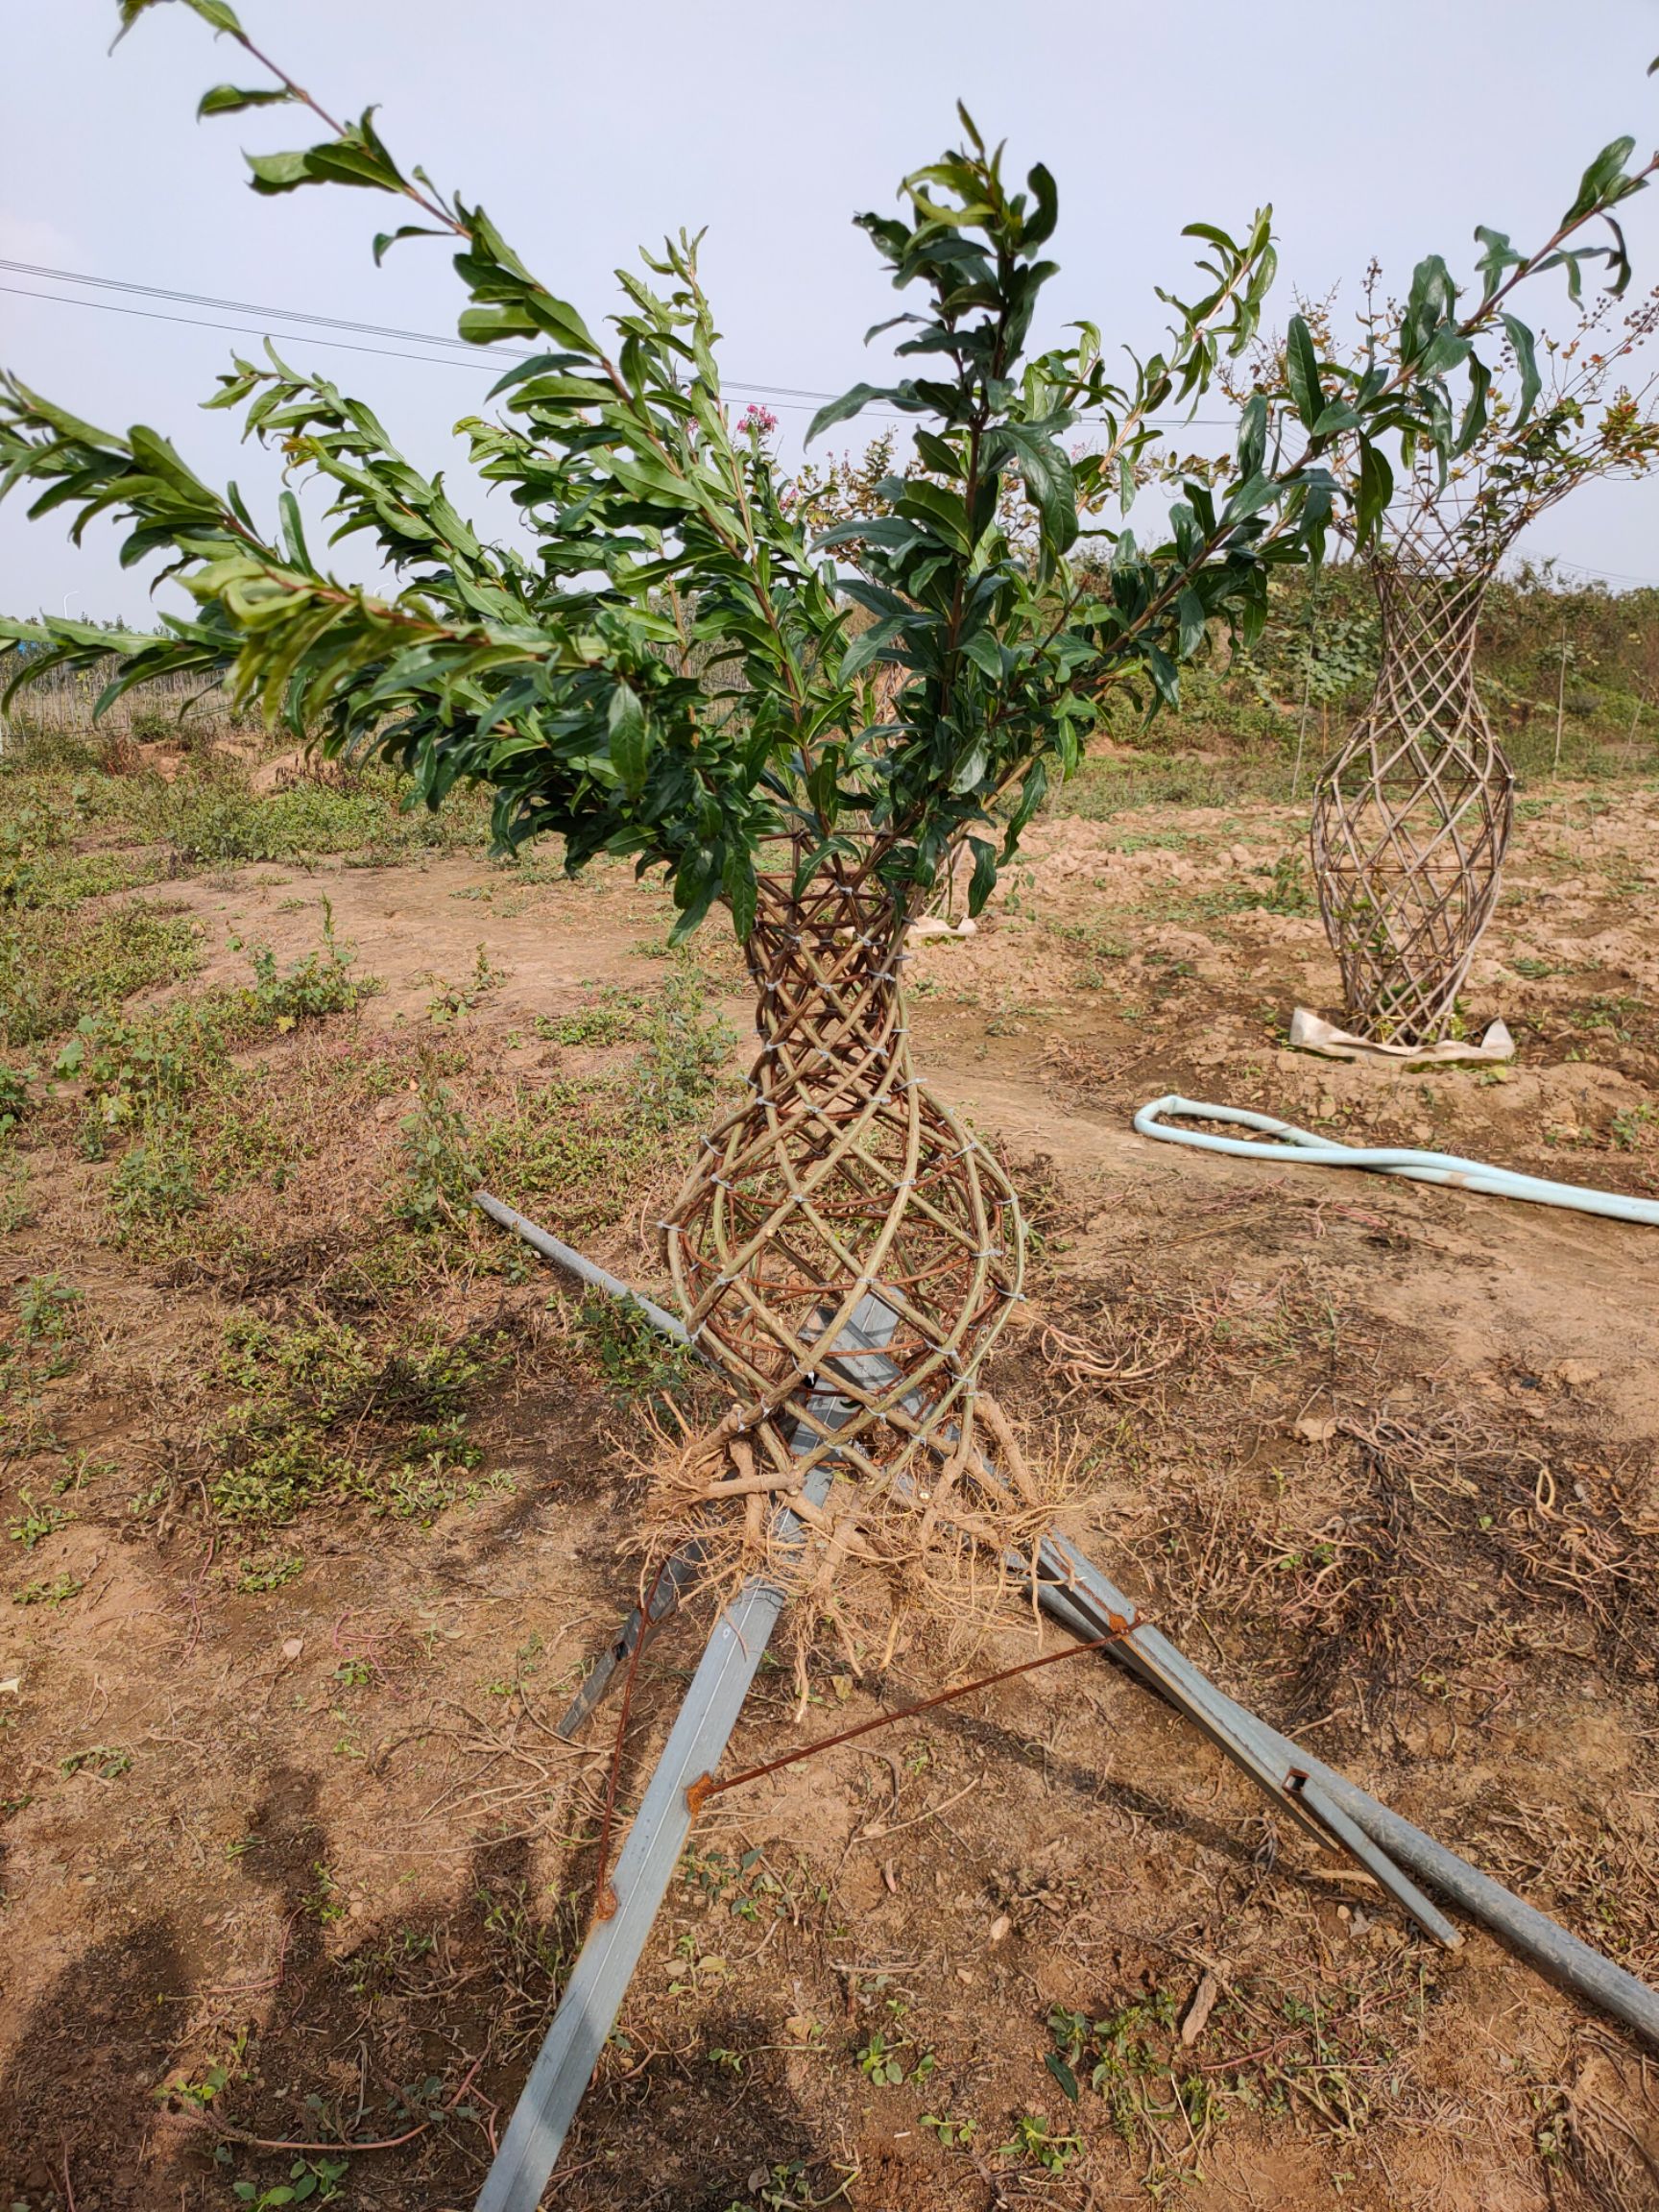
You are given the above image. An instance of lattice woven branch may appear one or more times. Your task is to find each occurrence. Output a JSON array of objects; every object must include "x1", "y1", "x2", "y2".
[
  {"x1": 1310, "y1": 541, "x2": 1515, "y2": 1046},
  {"x1": 662, "y1": 849, "x2": 1023, "y2": 1500}
]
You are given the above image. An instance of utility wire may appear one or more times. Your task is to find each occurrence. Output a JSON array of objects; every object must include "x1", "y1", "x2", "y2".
[
  {"x1": 0, "y1": 258, "x2": 888, "y2": 414},
  {"x1": 0, "y1": 283, "x2": 532, "y2": 376},
  {"x1": 11, "y1": 260, "x2": 1659, "y2": 587},
  {"x1": 0, "y1": 255, "x2": 1237, "y2": 424},
  {"x1": 0, "y1": 281, "x2": 894, "y2": 415}
]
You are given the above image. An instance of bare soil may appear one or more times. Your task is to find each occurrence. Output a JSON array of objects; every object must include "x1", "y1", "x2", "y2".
[{"x1": 4, "y1": 776, "x2": 1659, "y2": 2212}]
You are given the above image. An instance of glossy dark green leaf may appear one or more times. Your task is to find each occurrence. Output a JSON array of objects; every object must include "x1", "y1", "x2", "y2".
[
  {"x1": 244, "y1": 149, "x2": 316, "y2": 195},
  {"x1": 1284, "y1": 314, "x2": 1322, "y2": 431},
  {"x1": 966, "y1": 837, "x2": 998, "y2": 916},
  {"x1": 607, "y1": 681, "x2": 651, "y2": 792},
  {"x1": 373, "y1": 223, "x2": 445, "y2": 266},
  {"x1": 995, "y1": 421, "x2": 1077, "y2": 550},
  {"x1": 1045, "y1": 2053, "x2": 1080, "y2": 2104},
  {"x1": 1355, "y1": 439, "x2": 1393, "y2": 541}
]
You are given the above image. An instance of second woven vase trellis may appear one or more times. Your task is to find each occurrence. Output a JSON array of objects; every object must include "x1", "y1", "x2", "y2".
[{"x1": 1310, "y1": 544, "x2": 1515, "y2": 1046}]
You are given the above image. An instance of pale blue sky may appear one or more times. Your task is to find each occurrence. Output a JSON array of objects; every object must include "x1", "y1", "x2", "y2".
[{"x1": 5, "y1": 0, "x2": 1659, "y2": 623}]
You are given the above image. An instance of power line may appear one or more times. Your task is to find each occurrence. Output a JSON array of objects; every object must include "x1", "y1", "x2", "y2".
[
  {"x1": 0, "y1": 255, "x2": 1238, "y2": 425},
  {"x1": 0, "y1": 257, "x2": 896, "y2": 413},
  {"x1": 1, "y1": 256, "x2": 489, "y2": 353},
  {"x1": 1522, "y1": 550, "x2": 1659, "y2": 589},
  {"x1": 9, "y1": 264, "x2": 1658, "y2": 588},
  {"x1": 0, "y1": 283, "x2": 529, "y2": 375},
  {"x1": 0, "y1": 281, "x2": 881, "y2": 416}
]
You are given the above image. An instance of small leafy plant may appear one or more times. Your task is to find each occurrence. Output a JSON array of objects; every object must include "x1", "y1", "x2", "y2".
[{"x1": 998, "y1": 2111, "x2": 1083, "y2": 2174}]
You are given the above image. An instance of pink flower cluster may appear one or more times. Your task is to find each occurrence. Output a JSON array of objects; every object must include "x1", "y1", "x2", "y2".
[{"x1": 737, "y1": 402, "x2": 779, "y2": 438}]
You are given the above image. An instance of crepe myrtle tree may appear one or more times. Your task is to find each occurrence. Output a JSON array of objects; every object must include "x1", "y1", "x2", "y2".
[{"x1": 3, "y1": 0, "x2": 1654, "y2": 1496}]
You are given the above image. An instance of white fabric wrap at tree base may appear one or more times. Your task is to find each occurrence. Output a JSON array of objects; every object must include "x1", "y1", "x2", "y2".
[{"x1": 1288, "y1": 1006, "x2": 1515, "y2": 1068}]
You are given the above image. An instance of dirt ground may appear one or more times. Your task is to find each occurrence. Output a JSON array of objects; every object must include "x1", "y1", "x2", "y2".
[{"x1": 3, "y1": 759, "x2": 1659, "y2": 2212}]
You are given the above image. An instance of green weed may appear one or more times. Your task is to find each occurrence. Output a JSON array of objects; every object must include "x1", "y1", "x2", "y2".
[
  {"x1": 1, "y1": 901, "x2": 202, "y2": 1047},
  {"x1": 0, "y1": 1063, "x2": 31, "y2": 1138},
  {"x1": 397, "y1": 1079, "x2": 481, "y2": 1224},
  {"x1": 538, "y1": 987, "x2": 647, "y2": 1047},
  {"x1": 60, "y1": 1744, "x2": 132, "y2": 1779},
  {"x1": 422, "y1": 942, "x2": 505, "y2": 1024},
  {"x1": 998, "y1": 2112, "x2": 1082, "y2": 2174},
  {"x1": 7, "y1": 1495, "x2": 71, "y2": 1550},
  {"x1": 1611, "y1": 1102, "x2": 1658, "y2": 1150},
  {"x1": 231, "y1": 2155, "x2": 348, "y2": 2207},
  {"x1": 129, "y1": 754, "x2": 481, "y2": 870},
  {"x1": 238, "y1": 900, "x2": 373, "y2": 1025},
  {"x1": 231, "y1": 1552, "x2": 305, "y2": 1595},
  {"x1": 572, "y1": 1291, "x2": 695, "y2": 1401},
  {"x1": 12, "y1": 1572, "x2": 84, "y2": 1606},
  {"x1": 204, "y1": 1311, "x2": 508, "y2": 1527},
  {"x1": 16, "y1": 1272, "x2": 80, "y2": 1357},
  {"x1": 1260, "y1": 848, "x2": 1313, "y2": 913}
]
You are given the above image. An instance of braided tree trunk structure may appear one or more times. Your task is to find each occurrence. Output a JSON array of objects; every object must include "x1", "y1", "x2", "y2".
[
  {"x1": 663, "y1": 850, "x2": 1023, "y2": 1497},
  {"x1": 1310, "y1": 554, "x2": 1515, "y2": 1046}
]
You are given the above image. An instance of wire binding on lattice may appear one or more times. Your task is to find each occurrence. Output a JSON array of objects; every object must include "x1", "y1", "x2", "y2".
[
  {"x1": 661, "y1": 844, "x2": 1024, "y2": 1506},
  {"x1": 1310, "y1": 500, "x2": 1516, "y2": 1046}
]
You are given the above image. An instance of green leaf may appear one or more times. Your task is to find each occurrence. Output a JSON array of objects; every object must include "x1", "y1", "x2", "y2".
[
  {"x1": 841, "y1": 616, "x2": 907, "y2": 679},
  {"x1": 1356, "y1": 439, "x2": 1394, "y2": 541},
  {"x1": 457, "y1": 304, "x2": 538, "y2": 345},
  {"x1": 1022, "y1": 161, "x2": 1059, "y2": 248},
  {"x1": 1310, "y1": 399, "x2": 1359, "y2": 438},
  {"x1": 1237, "y1": 392, "x2": 1267, "y2": 478},
  {"x1": 244, "y1": 149, "x2": 317, "y2": 195},
  {"x1": 949, "y1": 743, "x2": 988, "y2": 795},
  {"x1": 197, "y1": 84, "x2": 295, "y2": 116},
  {"x1": 1284, "y1": 314, "x2": 1322, "y2": 432},
  {"x1": 805, "y1": 383, "x2": 891, "y2": 445},
  {"x1": 607, "y1": 682, "x2": 651, "y2": 793},
  {"x1": 962, "y1": 630, "x2": 1004, "y2": 679},
  {"x1": 373, "y1": 224, "x2": 445, "y2": 267},
  {"x1": 1045, "y1": 2052, "x2": 1080, "y2": 2104},
  {"x1": 895, "y1": 478, "x2": 974, "y2": 555},
  {"x1": 1222, "y1": 472, "x2": 1277, "y2": 523},
  {"x1": 911, "y1": 428, "x2": 963, "y2": 478},
  {"x1": 1473, "y1": 225, "x2": 1525, "y2": 304},
  {"x1": 1563, "y1": 136, "x2": 1636, "y2": 225},
  {"x1": 1502, "y1": 313, "x2": 1541, "y2": 425},
  {"x1": 723, "y1": 849, "x2": 757, "y2": 942},
  {"x1": 1453, "y1": 352, "x2": 1492, "y2": 457},
  {"x1": 995, "y1": 422, "x2": 1077, "y2": 551},
  {"x1": 966, "y1": 837, "x2": 998, "y2": 916}
]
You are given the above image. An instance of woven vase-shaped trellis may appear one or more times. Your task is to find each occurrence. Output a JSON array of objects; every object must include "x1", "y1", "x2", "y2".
[
  {"x1": 1310, "y1": 555, "x2": 1515, "y2": 1046},
  {"x1": 663, "y1": 848, "x2": 1022, "y2": 1493}
]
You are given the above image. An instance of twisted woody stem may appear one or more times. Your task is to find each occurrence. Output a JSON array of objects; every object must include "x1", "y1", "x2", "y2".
[
  {"x1": 1310, "y1": 550, "x2": 1515, "y2": 1046},
  {"x1": 662, "y1": 846, "x2": 1023, "y2": 1492}
]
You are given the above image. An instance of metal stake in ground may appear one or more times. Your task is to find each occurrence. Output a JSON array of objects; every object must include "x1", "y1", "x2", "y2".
[
  {"x1": 474, "y1": 1297, "x2": 901, "y2": 2212},
  {"x1": 475, "y1": 1190, "x2": 1659, "y2": 2057}
]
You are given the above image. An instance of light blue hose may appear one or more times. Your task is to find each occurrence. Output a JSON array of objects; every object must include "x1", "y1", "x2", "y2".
[{"x1": 1133, "y1": 1094, "x2": 1659, "y2": 1227}]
